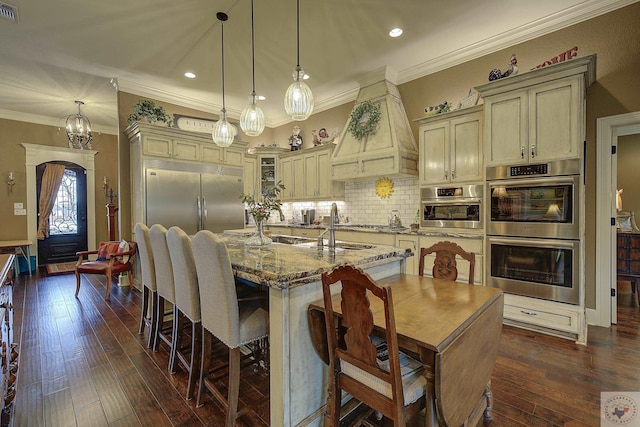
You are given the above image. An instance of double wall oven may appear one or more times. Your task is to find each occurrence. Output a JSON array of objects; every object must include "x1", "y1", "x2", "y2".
[{"x1": 486, "y1": 159, "x2": 582, "y2": 304}]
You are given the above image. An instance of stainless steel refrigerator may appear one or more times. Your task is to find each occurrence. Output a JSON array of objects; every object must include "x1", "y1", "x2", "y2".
[{"x1": 145, "y1": 161, "x2": 244, "y2": 235}]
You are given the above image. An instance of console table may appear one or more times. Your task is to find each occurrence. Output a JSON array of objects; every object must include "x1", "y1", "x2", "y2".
[
  {"x1": 616, "y1": 231, "x2": 640, "y2": 305},
  {"x1": 0, "y1": 241, "x2": 32, "y2": 277}
]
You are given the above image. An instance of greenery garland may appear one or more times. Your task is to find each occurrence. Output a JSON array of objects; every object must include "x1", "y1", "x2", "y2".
[{"x1": 347, "y1": 100, "x2": 381, "y2": 140}]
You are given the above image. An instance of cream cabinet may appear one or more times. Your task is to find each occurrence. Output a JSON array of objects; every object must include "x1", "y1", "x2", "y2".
[
  {"x1": 334, "y1": 230, "x2": 396, "y2": 246},
  {"x1": 243, "y1": 155, "x2": 258, "y2": 196},
  {"x1": 502, "y1": 293, "x2": 586, "y2": 343},
  {"x1": 477, "y1": 55, "x2": 595, "y2": 167},
  {"x1": 417, "y1": 105, "x2": 483, "y2": 186},
  {"x1": 303, "y1": 145, "x2": 345, "y2": 200},
  {"x1": 279, "y1": 155, "x2": 304, "y2": 201},
  {"x1": 395, "y1": 235, "x2": 419, "y2": 275},
  {"x1": 254, "y1": 147, "x2": 288, "y2": 196},
  {"x1": 280, "y1": 145, "x2": 344, "y2": 202},
  {"x1": 128, "y1": 122, "x2": 247, "y2": 166},
  {"x1": 418, "y1": 234, "x2": 484, "y2": 285}
]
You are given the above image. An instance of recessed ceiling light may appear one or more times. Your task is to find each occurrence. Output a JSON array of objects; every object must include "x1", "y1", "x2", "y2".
[
  {"x1": 184, "y1": 72, "x2": 196, "y2": 78},
  {"x1": 389, "y1": 28, "x2": 403, "y2": 38},
  {"x1": 257, "y1": 95, "x2": 266, "y2": 101},
  {"x1": 303, "y1": 74, "x2": 310, "y2": 80}
]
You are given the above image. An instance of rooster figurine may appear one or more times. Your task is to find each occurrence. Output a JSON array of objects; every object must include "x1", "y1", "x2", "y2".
[{"x1": 488, "y1": 54, "x2": 519, "y2": 81}]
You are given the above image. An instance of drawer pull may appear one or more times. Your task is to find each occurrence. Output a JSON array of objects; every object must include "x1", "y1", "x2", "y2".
[{"x1": 520, "y1": 310, "x2": 538, "y2": 316}]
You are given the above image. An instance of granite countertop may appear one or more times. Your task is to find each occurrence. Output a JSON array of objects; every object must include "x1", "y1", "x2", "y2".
[
  {"x1": 218, "y1": 234, "x2": 411, "y2": 290},
  {"x1": 265, "y1": 223, "x2": 484, "y2": 239}
]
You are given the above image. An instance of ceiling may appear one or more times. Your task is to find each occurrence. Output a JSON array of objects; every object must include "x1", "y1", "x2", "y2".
[{"x1": 0, "y1": 0, "x2": 634, "y2": 135}]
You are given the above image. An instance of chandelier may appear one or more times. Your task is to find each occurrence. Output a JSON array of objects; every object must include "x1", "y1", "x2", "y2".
[
  {"x1": 284, "y1": 0, "x2": 313, "y2": 121},
  {"x1": 66, "y1": 100, "x2": 93, "y2": 149},
  {"x1": 239, "y1": 0, "x2": 265, "y2": 137},
  {"x1": 212, "y1": 11, "x2": 238, "y2": 147}
]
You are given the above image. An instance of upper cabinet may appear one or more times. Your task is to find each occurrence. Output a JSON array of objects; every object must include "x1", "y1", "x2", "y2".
[
  {"x1": 476, "y1": 54, "x2": 596, "y2": 167},
  {"x1": 280, "y1": 144, "x2": 344, "y2": 202},
  {"x1": 126, "y1": 122, "x2": 247, "y2": 167},
  {"x1": 416, "y1": 105, "x2": 483, "y2": 186},
  {"x1": 253, "y1": 147, "x2": 289, "y2": 196}
]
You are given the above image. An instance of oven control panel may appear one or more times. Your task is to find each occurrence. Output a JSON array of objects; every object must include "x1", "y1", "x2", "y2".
[{"x1": 510, "y1": 163, "x2": 548, "y2": 176}]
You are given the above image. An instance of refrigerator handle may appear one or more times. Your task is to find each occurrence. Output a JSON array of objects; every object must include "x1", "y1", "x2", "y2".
[
  {"x1": 197, "y1": 196, "x2": 202, "y2": 230},
  {"x1": 202, "y1": 196, "x2": 208, "y2": 230}
]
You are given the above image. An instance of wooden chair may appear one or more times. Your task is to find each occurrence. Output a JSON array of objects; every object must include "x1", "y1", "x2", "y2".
[
  {"x1": 418, "y1": 240, "x2": 476, "y2": 284},
  {"x1": 134, "y1": 223, "x2": 157, "y2": 348},
  {"x1": 166, "y1": 226, "x2": 202, "y2": 400},
  {"x1": 321, "y1": 264, "x2": 426, "y2": 427},
  {"x1": 75, "y1": 240, "x2": 137, "y2": 300},
  {"x1": 192, "y1": 230, "x2": 269, "y2": 426}
]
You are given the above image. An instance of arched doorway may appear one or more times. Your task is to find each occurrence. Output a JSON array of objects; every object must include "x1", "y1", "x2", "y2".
[{"x1": 22, "y1": 143, "x2": 97, "y2": 266}]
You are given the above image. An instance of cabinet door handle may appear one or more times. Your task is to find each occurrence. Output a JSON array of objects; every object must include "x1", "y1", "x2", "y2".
[
  {"x1": 451, "y1": 169, "x2": 455, "y2": 179},
  {"x1": 521, "y1": 146, "x2": 525, "y2": 159},
  {"x1": 520, "y1": 310, "x2": 538, "y2": 316},
  {"x1": 444, "y1": 169, "x2": 448, "y2": 180},
  {"x1": 531, "y1": 144, "x2": 536, "y2": 158}
]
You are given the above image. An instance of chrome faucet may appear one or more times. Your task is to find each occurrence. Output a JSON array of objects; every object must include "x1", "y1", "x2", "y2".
[
  {"x1": 329, "y1": 202, "x2": 338, "y2": 249},
  {"x1": 317, "y1": 202, "x2": 339, "y2": 249}
]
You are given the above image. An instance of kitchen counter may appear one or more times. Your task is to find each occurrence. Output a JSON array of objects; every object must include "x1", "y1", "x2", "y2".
[
  {"x1": 219, "y1": 232, "x2": 409, "y2": 427},
  {"x1": 218, "y1": 233, "x2": 411, "y2": 289},
  {"x1": 265, "y1": 222, "x2": 484, "y2": 239}
]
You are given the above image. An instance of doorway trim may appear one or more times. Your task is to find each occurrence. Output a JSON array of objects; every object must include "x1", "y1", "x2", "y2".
[
  {"x1": 22, "y1": 143, "x2": 97, "y2": 265},
  {"x1": 594, "y1": 112, "x2": 640, "y2": 327}
]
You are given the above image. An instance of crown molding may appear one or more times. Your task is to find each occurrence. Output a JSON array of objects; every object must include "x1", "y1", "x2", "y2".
[{"x1": 0, "y1": 109, "x2": 118, "y2": 135}]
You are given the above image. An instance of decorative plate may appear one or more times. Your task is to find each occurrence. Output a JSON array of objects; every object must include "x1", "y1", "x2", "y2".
[{"x1": 375, "y1": 177, "x2": 394, "y2": 199}]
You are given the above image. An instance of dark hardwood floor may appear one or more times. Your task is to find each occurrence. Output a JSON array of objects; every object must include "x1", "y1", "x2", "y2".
[{"x1": 11, "y1": 271, "x2": 640, "y2": 426}]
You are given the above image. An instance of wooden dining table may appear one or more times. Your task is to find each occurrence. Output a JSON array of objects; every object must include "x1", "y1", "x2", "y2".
[{"x1": 307, "y1": 273, "x2": 504, "y2": 427}]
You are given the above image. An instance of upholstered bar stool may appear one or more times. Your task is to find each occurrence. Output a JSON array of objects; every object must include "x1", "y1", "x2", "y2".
[
  {"x1": 192, "y1": 230, "x2": 269, "y2": 427},
  {"x1": 149, "y1": 224, "x2": 176, "y2": 355},
  {"x1": 134, "y1": 223, "x2": 157, "y2": 348},
  {"x1": 166, "y1": 226, "x2": 202, "y2": 400}
]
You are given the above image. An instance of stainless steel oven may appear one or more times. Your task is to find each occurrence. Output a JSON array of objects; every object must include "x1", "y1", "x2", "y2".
[
  {"x1": 420, "y1": 184, "x2": 482, "y2": 229},
  {"x1": 486, "y1": 159, "x2": 581, "y2": 240},
  {"x1": 487, "y1": 236, "x2": 580, "y2": 304}
]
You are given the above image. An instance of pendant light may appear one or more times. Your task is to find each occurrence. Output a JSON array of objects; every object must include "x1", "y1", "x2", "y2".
[
  {"x1": 212, "y1": 12, "x2": 237, "y2": 147},
  {"x1": 240, "y1": 0, "x2": 265, "y2": 136},
  {"x1": 66, "y1": 100, "x2": 94, "y2": 149},
  {"x1": 284, "y1": 0, "x2": 313, "y2": 121}
]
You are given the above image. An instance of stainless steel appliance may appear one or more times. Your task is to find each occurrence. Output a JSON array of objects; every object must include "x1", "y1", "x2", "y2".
[
  {"x1": 486, "y1": 159, "x2": 580, "y2": 239},
  {"x1": 145, "y1": 160, "x2": 244, "y2": 234},
  {"x1": 420, "y1": 184, "x2": 482, "y2": 229},
  {"x1": 487, "y1": 236, "x2": 580, "y2": 304},
  {"x1": 486, "y1": 159, "x2": 582, "y2": 304},
  {"x1": 301, "y1": 209, "x2": 315, "y2": 225}
]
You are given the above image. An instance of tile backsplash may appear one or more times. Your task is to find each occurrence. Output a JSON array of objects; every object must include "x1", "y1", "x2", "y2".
[{"x1": 277, "y1": 177, "x2": 420, "y2": 226}]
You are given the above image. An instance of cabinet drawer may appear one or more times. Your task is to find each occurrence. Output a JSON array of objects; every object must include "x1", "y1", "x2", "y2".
[
  {"x1": 503, "y1": 296, "x2": 579, "y2": 334},
  {"x1": 173, "y1": 140, "x2": 200, "y2": 160},
  {"x1": 143, "y1": 136, "x2": 172, "y2": 157}
]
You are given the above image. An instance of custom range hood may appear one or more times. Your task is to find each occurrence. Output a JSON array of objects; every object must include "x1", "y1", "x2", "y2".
[{"x1": 330, "y1": 67, "x2": 418, "y2": 181}]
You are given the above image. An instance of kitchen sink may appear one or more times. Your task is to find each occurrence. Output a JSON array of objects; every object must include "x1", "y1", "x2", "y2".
[{"x1": 271, "y1": 235, "x2": 316, "y2": 245}]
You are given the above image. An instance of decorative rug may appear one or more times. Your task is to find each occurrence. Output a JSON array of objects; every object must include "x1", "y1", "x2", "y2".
[{"x1": 46, "y1": 262, "x2": 77, "y2": 276}]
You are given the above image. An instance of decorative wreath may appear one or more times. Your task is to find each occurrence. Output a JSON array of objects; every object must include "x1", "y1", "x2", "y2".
[{"x1": 347, "y1": 100, "x2": 381, "y2": 140}]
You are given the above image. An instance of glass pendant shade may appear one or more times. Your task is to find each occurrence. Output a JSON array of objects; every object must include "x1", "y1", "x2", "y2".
[
  {"x1": 212, "y1": 110, "x2": 237, "y2": 147},
  {"x1": 240, "y1": 96, "x2": 265, "y2": 137},
  {"x1": 284, "y1": 66, "x2": 314, "y2": 121},
  {"x1": 66, "y1": 100, "x2": 93, "y2": 149}
]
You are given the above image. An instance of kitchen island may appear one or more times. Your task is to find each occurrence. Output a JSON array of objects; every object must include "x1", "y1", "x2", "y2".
[{"x1": 218, "y1": 233, "x2": 411, "y2": 427}]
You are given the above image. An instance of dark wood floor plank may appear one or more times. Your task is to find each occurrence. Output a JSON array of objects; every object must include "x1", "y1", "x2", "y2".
[
  {"x1": 109, "y1": 413, "x2": 143, "y2": 427},
  {"x1": 13, "y1": 380, "x2": 44, "y2": 427},
  {"x1": 90, "y1": 362, "x2": 136, "y2": 424},
  {"x1": 74, "y1": 400, "x2": 110, "y2": 427},
  {"x1": 66, "y1": 355, "x2": 101, "y2": 409},
  {"x1": 16, "y1": 343, "x2": 42, "y2": 388},
  {"x1": 80, "y1": 330, "x2": 110, "y2": 368},
  {"x1": 117, "y1": 369, "x2": 173, "y2": 427},
  {"x1": 43, "y1": 387, "x2": 75, "y2": 427}
]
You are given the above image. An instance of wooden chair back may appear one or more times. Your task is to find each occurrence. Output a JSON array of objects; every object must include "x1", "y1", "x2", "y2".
[
  {"x1": 418, "y1": 240, "x2": 476, "y2": 284},
  {"x1": 321, "y1": 265, "x2": 409, "y2": 425}
]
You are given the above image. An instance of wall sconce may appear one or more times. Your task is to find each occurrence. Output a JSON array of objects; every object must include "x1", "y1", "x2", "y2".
[
  {"x1": 103, "y1": 176, "x2": 117, "y2": 204},
  {"x1": 8, "y1": 171, "x2": 15, "y2": 192}
]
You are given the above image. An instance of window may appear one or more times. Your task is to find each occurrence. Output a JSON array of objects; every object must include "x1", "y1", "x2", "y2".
[{"x1": 49, "y1": 169, "x2": 78, "y2": 235}]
